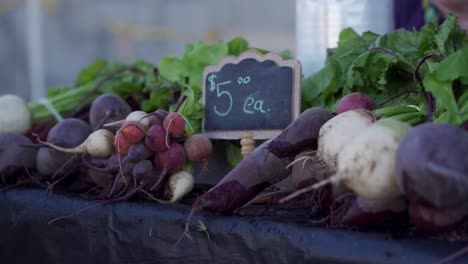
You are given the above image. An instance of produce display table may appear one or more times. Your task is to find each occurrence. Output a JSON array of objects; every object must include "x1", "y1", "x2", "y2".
[{"x1": 0, "y1": 188, "x2": 466, "y2": 264}]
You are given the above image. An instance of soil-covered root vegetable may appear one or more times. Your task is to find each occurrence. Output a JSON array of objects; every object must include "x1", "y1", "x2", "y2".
[
  {"x1": 268, "y1": 107, "x2": 333, "y2": 158},
  {"x1": 395, "y1": 123, "x2": 468, "y2": 209},
  {"x1": 145, "y1": 124, "x2": 168, "y2": 152},
  {"x1": 409, "y1": 202, "x2": 468, "y2": 234},
  {"x1": 163, "y1": 112, "x2": 186, "y2": 137},
  {"x1": 0, "y1": 94, "x2": 32, "y2": 134},
  {"x1": 89, "y1": 94, "x2": 131, "y2": 132},
  {"x1": 282, "y1": 118, "x2": 411, "y2": 203},
  {"x1": 184, "y1": 134, "x2": 212, "y2": 161},
  {"x1": 151, "y1": 142, "x2": 186, "y2": 191},
  {"x1": 39, "y1": 129, "x2": 115, "y2": 158},
  {"x1": 161, "y1": 171, "x2": 194, "y2": 203},
  {"x1": 317, "y1": 109, "x2": 376, "y2": 171},
  {"x1": 331, "y1": 195, "x2": 407, "y2": 227},
  {"x1": 0, "y1": 134, "x2": 37, "y2": 183},
  {"x1": 36, "y1": 118, "x2": 92, "y2": 176},
  {"x1": 336, "y1": 92, "x2": 376, "y2": 114}
]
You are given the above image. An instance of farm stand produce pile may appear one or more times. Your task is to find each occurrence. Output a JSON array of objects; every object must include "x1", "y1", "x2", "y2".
[{"x1": 0, "y1": 13, "x2": 467, "y2": 255}]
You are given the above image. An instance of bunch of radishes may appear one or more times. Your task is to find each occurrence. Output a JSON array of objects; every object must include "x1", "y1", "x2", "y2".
[{"x1": 0, "y1": 93, "x2": 212, "y2": 204}]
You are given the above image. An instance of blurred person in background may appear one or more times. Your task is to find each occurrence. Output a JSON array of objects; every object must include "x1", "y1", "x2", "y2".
[{"x1": 394, "y1": 0, "x2": 468, "y2": 30}]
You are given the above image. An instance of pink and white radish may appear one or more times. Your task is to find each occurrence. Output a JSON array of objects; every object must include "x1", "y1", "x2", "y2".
[{"x1": 105, "y1": 110, "x2": 152, "y2": 131}]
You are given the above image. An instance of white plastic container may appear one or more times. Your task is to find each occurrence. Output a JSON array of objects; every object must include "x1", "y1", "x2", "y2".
[{"x1": 296, "y1": 0, "x2": 394, "y2": 76}]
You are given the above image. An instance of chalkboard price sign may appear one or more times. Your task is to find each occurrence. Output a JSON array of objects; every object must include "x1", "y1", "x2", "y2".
[{"x1": 202, "y1": 50, "x2": 301, "y2": 140}]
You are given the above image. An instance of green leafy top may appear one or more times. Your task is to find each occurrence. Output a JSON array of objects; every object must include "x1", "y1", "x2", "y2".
[
  {"x1": 154, "y1": 37, "x2": 291, "y2": 133},
  {"x1": 302, "y1": 14, "x2": 468, "y2": 126}
]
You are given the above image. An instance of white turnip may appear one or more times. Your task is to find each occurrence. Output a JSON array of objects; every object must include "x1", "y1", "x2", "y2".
[
  {"x1": 317, "y1": 109, "x2": 376, "y2": 171},
  {"x1": 282, "y1": 118, "x2": 411, "y2": 202},
  {"x1": 0, "y1": 94, "x2": 32, "y2": 134},
  {"x1": 39, "y1": 129, "x2": 115, "y2": 158}
]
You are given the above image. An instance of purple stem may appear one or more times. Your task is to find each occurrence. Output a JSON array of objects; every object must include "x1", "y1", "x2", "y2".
[
  {"x1": 377, "y1": 90, "x2": 420, "y2": 107},
  {"x1": 414, "y1": 54, "x2": 445, "y2": 123},
  {"x1": 366, "y1": 47, "x2": 398, "y2": 57},
  {"x1": 174, "y1": 95, "x2": 188, "y2": 113}
]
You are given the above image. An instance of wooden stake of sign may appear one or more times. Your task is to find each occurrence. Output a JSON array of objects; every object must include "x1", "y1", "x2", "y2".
[
  {"x1": 240, "y1": 131, "x2": 255, "y2": 157},
  {"x1": 202, "y1": 49, "x2": 301, "y2": 158}
]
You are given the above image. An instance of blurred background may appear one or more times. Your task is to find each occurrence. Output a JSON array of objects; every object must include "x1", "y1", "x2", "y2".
[{"x1": 1, "y1": 0, "x2": 397, "y2": 100}]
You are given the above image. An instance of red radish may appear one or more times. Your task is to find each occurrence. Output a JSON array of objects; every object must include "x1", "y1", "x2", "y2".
[
  {"x1": 163, "y1": 112, "x2": 185, "y2": 137},
  {"x1": 115, "y1": 133, "x2": 131, "y2": 156},
  {"x1": 116, "y1": 122, "x2": 145, "y2": 145},
  {"x1": 148, "y1": 109, "x2": 169, "y2": 126},
  {"x1": 184, "y1": 134, "x2": 212, "y2": 161},
  {"x1": 114, "y1": 122, "x2": 146, "y2": 156},
  {"x1": 151, "y1": 142, "x2": 186, "y2": 191},
  {"x1": 336, "y1": 92, "x2": 376, "y2": 114},
  {"x1": 145, "y1": 125, "x2": 168, "y2": 152}
]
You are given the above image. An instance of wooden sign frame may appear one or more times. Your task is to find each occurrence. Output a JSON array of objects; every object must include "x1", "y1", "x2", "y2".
[{"x1": 202, "y1": 49, "x2": 301, "y2": 140}]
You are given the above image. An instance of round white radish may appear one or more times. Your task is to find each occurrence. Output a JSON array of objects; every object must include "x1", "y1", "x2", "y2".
[
  {"x1": 332, "y1": 118, "x2": 411, "y2": 200},
  {"x1": 124, "y1": 111, "x2": 150, "y2": 131},
  {"x1": 281, "y1": 118, "x2": 411, "y2": 203},
  {"x1": 317, "y1": 109, "x2": 376, "y2": 171},
  {"x1": 166, "y1": 171, "x2": 194, "y2": 203},
  {"x1": 0, "y1": 94, "x2": 32, "y2": 134},
  {"x1": 39, "y1": 129, "x2": 115, "y2": 158}
]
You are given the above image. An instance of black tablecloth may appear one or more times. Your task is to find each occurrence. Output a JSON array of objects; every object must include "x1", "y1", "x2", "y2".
[{"x1": 0, "y1": 188, "x2": 466, "y2": 264}]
